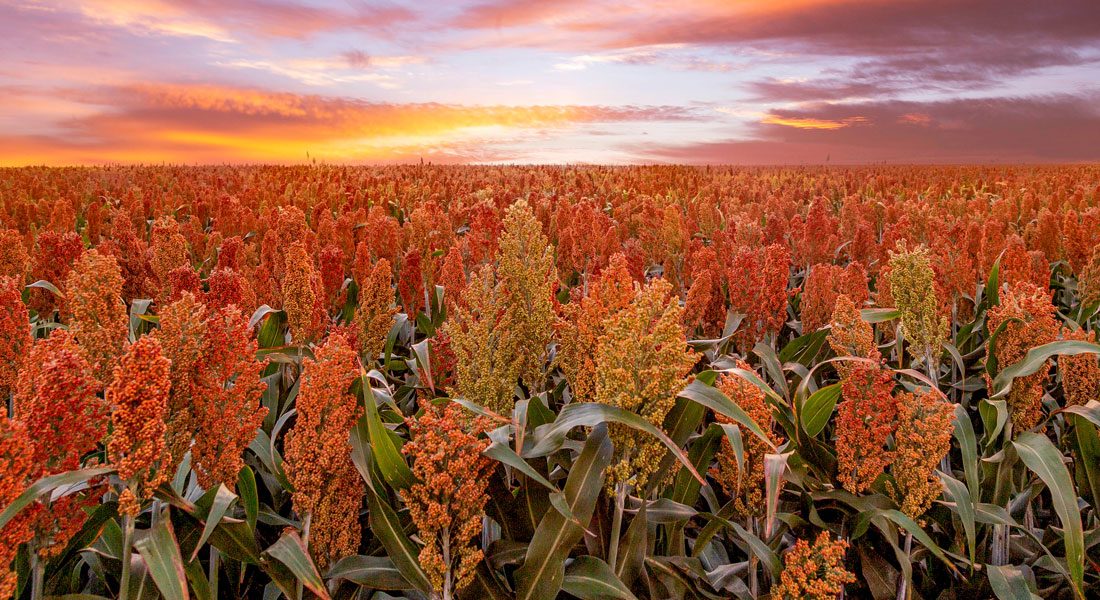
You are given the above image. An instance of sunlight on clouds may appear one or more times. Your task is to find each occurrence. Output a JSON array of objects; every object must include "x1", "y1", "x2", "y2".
[
  {"x1": 0, "y1": 83, "x2": 696, "y2": 164},
  {"x1": 69, "y1": 0, "x2": 237, "y2": 42},
  {"x1": 761, "y1": 114, "x2": 868, "y2": 130},
  {"x1": 217, "y1": 59, "x2": 401, "y2": 88}
]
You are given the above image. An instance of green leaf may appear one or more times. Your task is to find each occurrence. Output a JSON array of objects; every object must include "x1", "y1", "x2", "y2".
[
  {"x1": 360, "y1": 369, "x2": 415, "y2": 490},
  {"x1": 252, "y1": 306, "x2": 287, "y2": 349},
  {"x1": 753, "y1": 341, "x2": 789, "y2": 400},
  {"x1": 667, "y1": 423, "x2": 722, "y2": 508},
  {"x1": 717, "y1": 423, "x2": 744, "y2": 493},
  {"x1": 327, "y1": 555, "x2": 412, "y2": 590},
  {"x1": 991, "y1": 340, "x2": 1100, "y2": 398},
  {"x1": 691, "y1": 500, "x2": 737, "y2": 559},
  {"x1": 189, "y1": 485, "x2": 237, "y2": 561},
  {"x1": 159, "y1": 486, "x2": 261, "y2": 565},
  {"x1": 987, "y1": 564, "x2": 1040, "y2": 600},
  {"x1": 237, "y1": 466, "x2": 259, "y2": 532},
  {"x1": 1013, "y1": 432, "x2": 1085, "y2": 597},
  {"x1": 871, "y1": 510, "x2": 959, "y2": 576},
  {"x1": 183, "y1": 556, "x2": 212, "y2": 600},
  {"x1": 364, "y1": 487, "x2": 432, "y2": 595},
  {"x1": 134, "y1": 511, "x2": 190, "y2": 600},
  {"x1": 860, "y1": 308, "x2": 900, "y2": 323},
  {"x1": 1063, "y1": 400, "x2": 1100, "y2": 429},
  {"x1": 262, "y1": 532, "x2": 330, "y2": 600},
  {"x1": 626, "y1": 497, "x2": 696, "y2": 523},
  {"x1": 27, "y1": 279, "x2": 64, "y2": 298},
  {"x1": 677, "y1": 378, "x2": 777, "y2": 451},
  {"x1": 778, "y1": 329, "x2": 828, "y2": 364},
  {"x1": 614, "y1": 494, "x2": 647, "y2": 586},
  {"x1": 731, "y1": 519, "x2": 780, "y2": 578},
  {"x1": 952, "y1": 404, "x2": 980, "y2": 501},
  {"x1": 516, "y1": 424, "x2": 613, "y2": 600},
  {"x1": 800, "y1": 382, "x2": 841, "y2": 437},
  {"x1": 562, "y1": 556, "x2": 638, "y2": 600},
  {"x1": 411, "y1": 338, "x2": 434, "y2": 392},
  {"x1": 0, "y1": 466, "x2": 115, "y2": 530},
  {"x1": 763, "y1": 452, "x2": 790, "y2": 538},
  {"x1": 979, "y1": 399, "x2": 1009, "y2": 449},
  {"x1": 525, "y1": 403, "x2": 703, "y2": 485},
  {"x1": 484, "y1": 441, "x2": 558, "y2": 494},
  {"x1": 128, "y1": 298, "x2": 154, "y2": 342},
  {"x1": 696, "y1": 512, "x2": 780, "y2": 577},
  {"x1": 1070, "y1": 414, "x2": 1100, "y2": 509},
  {"x1": 460, "y1": 564, "x2": 513, "y2": 600},
  {"x1": 983, "y1": 256, "x2": 1001, "y2": 312},
  {"x1": 938, "y1": 471, "x2": 976, "y2": 567}
]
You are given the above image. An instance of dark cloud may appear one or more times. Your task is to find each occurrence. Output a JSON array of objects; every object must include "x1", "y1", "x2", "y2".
[
  {"x1": 456, "y1": 1, "x2": 1100, "y2": 102},
  {"x1": 644, "y1": 94, "x2": 1100, "y2": 164}
]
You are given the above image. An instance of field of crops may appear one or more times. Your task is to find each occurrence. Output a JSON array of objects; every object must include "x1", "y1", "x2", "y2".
[{"x1": 1, "y1": 164, "x2": 1099, "y2": 600}]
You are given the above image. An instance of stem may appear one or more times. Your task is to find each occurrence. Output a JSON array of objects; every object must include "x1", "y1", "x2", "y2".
[
  {"x1": 924, "y1": 346, "x2": 937, "y2": 387},
  {"x1": 442, "y1": 531, "x2": 452, "y2": 600},
  {"x1": 298, "y1": 512, "x2": 311, "y2": 600},
  {"x1": 607, "y1": 482, "x2": 626, "y2": 569},
  {"x1": 30, "y1": 546, "x2": 45, "y2": 600},
  {"x1": 422, "y1": 271, "x2": 431, "y2": 321},
  {"x1": 991, "y1": 524, "x2": 1008, "y2": 565},
  {"x1": 119, "y1": 513, "x2": 135, "y2": 600},
  {"x1": 747, "y1": 517, "x2": 758, "y2": 598},
  {"x1": 897, "y1": 532, "x2": 913, "y2": 600},
  {"x1": 927, "y1": 347, "x2": 952, "y2": 473},
  {"x1": 208, "y1": 546, "x2": 220, "y2": 599}
]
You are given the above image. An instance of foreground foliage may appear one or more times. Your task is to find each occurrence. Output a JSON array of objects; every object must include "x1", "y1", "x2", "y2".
[{"x1": 0, "y1": 164, "x2": 1099, "y2": 599}]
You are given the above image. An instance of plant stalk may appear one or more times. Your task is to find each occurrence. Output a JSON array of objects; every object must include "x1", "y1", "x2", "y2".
[
  {"x1": 298, "y1": 512, "x2": 311, "y2": 600},
  {"x1": 209, "y1": 546, "x2": 220, "y2": 599},
  {"x1": 442, "y1": 532, "x2": 453, "y2": 600},
  {"x1": 119, "y1": 513, "x2": 135, "y2": 600},
  {"x1": 30, "y1": 545, "x2": 45, "y2": 600},
  {"x1": 748, "y1": 517, "x2": 759, "y2": 598},
  {"x1": 607, "y1": 482, "x2": 627, "y2": 569},
  {"x1": 897, "y1": 532, "x2": 913, "y2": 600}
]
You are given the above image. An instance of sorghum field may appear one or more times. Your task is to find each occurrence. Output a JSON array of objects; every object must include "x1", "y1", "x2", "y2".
[{"x1": 1, "y1": 164, "x2": 1099, "y2": 600}]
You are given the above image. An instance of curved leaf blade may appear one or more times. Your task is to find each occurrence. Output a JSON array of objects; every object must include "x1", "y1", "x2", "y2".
[
  {"x1": 516, "y1": 424, "x2": 613, "y2": 600},
  {"x1": 991, "y1": 341, "x2": 1100, "y2": 398},
  {"x1": 563, "y1": 556, "x2": 638, "y2": 600},
  {"x1": 1013, "y1": 432, "x2": 1085, "y2": 597},
  {"x1": 327, "y1": 555, "x2": 412, "y2": 591},
  {"x1": 262, "y1": 532, "x2": 330, "y2": 600},
  {"x1": 134, "y1": 512, "x2": 189, "y2": 600},
  {"x1": 525, "y1": 403, "x2": 703, "y2": 485},
  {"x1": 0, "y1": 466, "x2": 114, "y2": 530},
  {"x1": 800, "y1": 382, "x2": 841, "y2": 437},
  {"x1": 364, "y1": 487, "x2": 432, "y2": 594}
]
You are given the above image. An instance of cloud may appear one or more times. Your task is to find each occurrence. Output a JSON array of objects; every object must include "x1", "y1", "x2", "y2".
[
  {"x1": 642, "y1": 94, "x2": 1100, "y2": 164},
  {"x1": 760, "y1": 114, "x2": 867, "y2": 130},
  {"x1": 552, "y1": 45, "x2": 739, "y2": 72},
  {"x1": 454, "y1": 0, "x2": 1100, "y2": 102},
  {"x1": 0, "y1": 82, "x2": 700, "y2": 165},
  {"x1": 340, "y1": 51, "x2": 427, "y2": 70},
  {"x1": 18, "y1": 0, "x2": 418, "y2": 42},
  {"x1": 215, "y1": 59, "x2": 402, "y2": 88}
]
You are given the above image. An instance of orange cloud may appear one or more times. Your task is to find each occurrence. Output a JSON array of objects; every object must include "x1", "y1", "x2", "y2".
[
  {"x1": 761, "y1": 114, "x2": 868, "y2": 130},
  {"x1": 898, "y1": 112, "x2": 932, "y2": 126},
  {"x1": 0, "y1": 83, "x2": 696, "y2": 165}
]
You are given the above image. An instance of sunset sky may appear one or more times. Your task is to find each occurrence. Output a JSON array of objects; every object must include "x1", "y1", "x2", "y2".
[{"x1": 2, "y1": 0, "x2": 1099, "y2": 165}]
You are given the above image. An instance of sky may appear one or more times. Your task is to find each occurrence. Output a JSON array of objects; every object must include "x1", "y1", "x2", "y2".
[{"x1": 1, "y1": 0, "x2": 1099, "y2": 165}]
